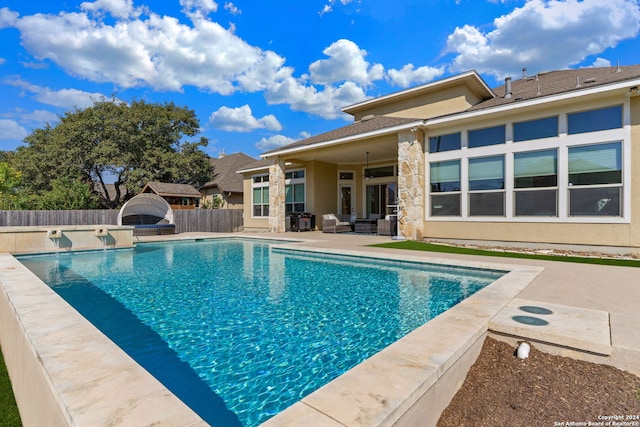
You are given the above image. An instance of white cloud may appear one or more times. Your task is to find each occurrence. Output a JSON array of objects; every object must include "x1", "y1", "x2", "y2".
[
  {"x1": 255, "y1": 134, "x2": 297, "y2": 151},
  {"x1": 80, "y1": 0, "x2": 142, "y2": 19},
  {"x1": 387, "y1": 64, "x2": 445, "y2": 88},
  {"x1": 0, "y1": 7, "x2": 19, "y2": 28},
  {"x1": 5, "y1": 77, "x2": 107, "y2": 109},
  {"x1": 209, "y1": 105, "x2": 282, "y2": 132},
  {"x1": 180, "y1": 0, "x2": 218, "y2": 15},
  {"x1": 590, "y1": 57, "x2": 612, "y2": 67},
  {"x1": 22, "y1": 109, "x2": 59, "y2": 125},
  {"x1": 0, "y1": 58, "x2": 5, "y2": 65},
  {"x1": 308, "y1": 39, "x2": 384, "y2": 86},
  {"x1": 224, "y1": 2, "x2": 241, "y2": 15},
  {"x1": 0, "y1": 119, "x2": 28, "y2": 141},
  {"x1": 446, "y1": 0, "x2": 640, "y2": 80},
  {"x1": 265, "y1": 77, "x2": 367, "y2": 120},
  {"x1": 6, "y1": 6, "x2": 372, "y2": 119}
]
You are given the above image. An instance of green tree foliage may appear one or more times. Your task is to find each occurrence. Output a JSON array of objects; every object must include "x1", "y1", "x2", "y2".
[
  {"x1": 0, "y1": 157, "x2": 24, "y2": 210},
  {"x1": 14, "y1": 98, "x2": 213, "y2": 209}
]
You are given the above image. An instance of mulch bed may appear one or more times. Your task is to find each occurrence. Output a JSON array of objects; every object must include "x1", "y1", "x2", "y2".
[{"x1": 437, "y1": 337, "x2": 640, "y2": 427}]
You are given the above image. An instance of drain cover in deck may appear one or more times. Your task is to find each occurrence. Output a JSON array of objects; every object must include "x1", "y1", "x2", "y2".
[
  {"x1": 519, "y1": 305, "x2": 553, "y2": 315},
  {"x1": 511, "y1": 315, "x2": 549, "y2": 326}
]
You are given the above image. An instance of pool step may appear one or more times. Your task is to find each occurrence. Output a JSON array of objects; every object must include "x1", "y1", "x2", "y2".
[{"x1": 489, "y1": 298, "x2": 611, "y2": 356}]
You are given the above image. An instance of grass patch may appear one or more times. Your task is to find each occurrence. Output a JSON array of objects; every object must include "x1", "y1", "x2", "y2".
[
  {"x1": 372, "y1": 241, "x2": 640, "y2": 268},
  {"x1": 0, "y1": 348, "x2": 22, "y2": 427}
]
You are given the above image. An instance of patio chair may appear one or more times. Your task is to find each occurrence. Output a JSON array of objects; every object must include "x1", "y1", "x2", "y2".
[{"x1": 322, "y1": 214, "x2": 352, "y2": 233}]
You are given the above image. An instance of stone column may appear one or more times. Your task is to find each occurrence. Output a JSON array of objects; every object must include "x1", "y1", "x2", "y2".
[
  {"x1": 397, "y1": 129, "x2": 425, "y2": 240},
  {"x1": 268, "y1": 158, "x2": 286, "y2": 233}
]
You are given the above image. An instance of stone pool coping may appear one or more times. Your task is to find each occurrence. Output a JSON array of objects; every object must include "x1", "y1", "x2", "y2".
[{"x1": 0, "y1": 235, "x2": 542, "y2": 427}]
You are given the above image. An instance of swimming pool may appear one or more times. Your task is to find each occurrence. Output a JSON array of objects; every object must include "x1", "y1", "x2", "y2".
[{"x1": 19, "y1": 238, "x2": 504, "y2": 426}]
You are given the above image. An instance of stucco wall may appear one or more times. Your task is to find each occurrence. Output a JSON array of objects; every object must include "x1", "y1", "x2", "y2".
[{"x1": 350, "y1": 86, "x2": 481, "y2": 121}]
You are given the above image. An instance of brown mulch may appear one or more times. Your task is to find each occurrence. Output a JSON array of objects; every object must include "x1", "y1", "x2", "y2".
[{"x1": 437, "y1": 337, "x2": 640, "y2": 427}]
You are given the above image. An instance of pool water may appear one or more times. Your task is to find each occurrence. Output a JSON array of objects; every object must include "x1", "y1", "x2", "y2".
[{"x1": 19, "y1": 239, "x2": 503, "y2": 426}]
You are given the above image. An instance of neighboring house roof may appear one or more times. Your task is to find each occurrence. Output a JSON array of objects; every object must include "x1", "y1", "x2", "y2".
[
  {"x1": 94, "y1": 183, "x2": 129, "y2": 203},
  {"x1": 201, "y1": 152, "x2": 256, "y2": 193},
  {"x1": 141, "y1": 182, "x2": 202, "y2": 198}
]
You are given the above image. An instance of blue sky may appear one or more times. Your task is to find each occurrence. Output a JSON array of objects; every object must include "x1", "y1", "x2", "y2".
[{"x1": 1, "y1": 0, "x2": 639, "y2": 160}]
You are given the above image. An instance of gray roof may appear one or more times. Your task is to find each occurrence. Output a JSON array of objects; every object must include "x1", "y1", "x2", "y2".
[
  {"x1": 262, "y1": 115, "x2": 420, "y2": 155},
  {"x1": 142, "y1": 182, "x2": 202, "y2": 197},
  {"x1": 201, "y1": 152, "x2": 256, "y2": 192},
  {"x1": 469, "y1": 65, "x2": 640, "y2": 112}
]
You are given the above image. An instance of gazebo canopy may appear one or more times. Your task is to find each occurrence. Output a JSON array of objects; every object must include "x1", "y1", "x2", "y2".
[{"x1": 117, "y1": 193, "x2": 174, "y2": 225}]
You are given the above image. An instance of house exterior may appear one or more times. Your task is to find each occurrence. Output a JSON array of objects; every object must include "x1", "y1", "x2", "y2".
[
  {"x1": 239, "y1": 65, "x2": 640, "y2": 250},
  {"x1": 141, "y1": 182, "x2": 202, "y2": 209},
  {"x1": 200, "y1": 152, "x2": 256, "y2": 209}
]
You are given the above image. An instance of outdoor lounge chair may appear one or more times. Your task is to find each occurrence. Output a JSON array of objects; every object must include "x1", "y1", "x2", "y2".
[{"x1": 322, "y1": 213, "x2": 351, "y2": 233}]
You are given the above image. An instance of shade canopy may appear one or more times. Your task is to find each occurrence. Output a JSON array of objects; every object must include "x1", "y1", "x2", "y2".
[{"x1": 117, "y1": 193, "x2": 174, "y2": 225}]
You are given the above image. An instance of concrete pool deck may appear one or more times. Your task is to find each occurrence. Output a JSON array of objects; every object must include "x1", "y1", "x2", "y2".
[{"x1": 1, "y1": 230, "x2": 639, "y2": 426}]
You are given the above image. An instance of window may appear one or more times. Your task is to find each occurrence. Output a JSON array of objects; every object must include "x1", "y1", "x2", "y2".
[
  {"x1": 468, "y1": 125, "x2": 505, "y2": 148},
  {"x1": 568, "y1": 105, "x2": 622, "y2": 135},
  {"x1": 285, "y1": 169, "x2": 306, "y2": 215},
  {"x1": 364, "y1": 165, "x2": 395, "y2": 179},
  {"x1": 468, "y1": 156, "x2": 504, "y2": 216},
  {"x1": 568, "y1": 142, "x2": 622, "y2": 216},
  {"x1": 366, "y1": 183, "x2": 396, "y2": 217},
  {"x1": 430, "y1": 160, "x2": 460, "y2": 216},
  {"x1": 339, "y1": 171, "x2": 354, "y2": 180},
  {"x1": 285, "y1": 183, "x2": 305, "y2": 214},
  {"x1": 514, "y1": 150, "x2": 558, "y2": 216},
  {"x1": 251, "y1": 174, "x2": 269, "y2": 217},
  {"x1": 514, "y1": 116, "x2": 558, "y2": 142},
  {"x1": 429, "y1": 132, "x2": 461, "y2": 153}
]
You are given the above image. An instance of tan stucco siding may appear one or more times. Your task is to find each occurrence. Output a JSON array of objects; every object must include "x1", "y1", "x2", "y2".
[
  {"x1": 424, "y1": 221, "x2": 635, "y2": 247},
  {"x1": 307, "y1": 161, "x2": 338, "y2": 224},
  {"x1": 630, "y1": 95, "x2": 640, "y2": 246},
  {"x1": 352, "y1": 86, "x2": 481, "y2": 120}
]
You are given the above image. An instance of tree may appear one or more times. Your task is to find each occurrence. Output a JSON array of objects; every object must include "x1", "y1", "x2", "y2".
[
  {"x1": 14, "y1": 98, "x2": 213, "y2": 209},
  {"x1": 0, "y1": 158, "x2": 23, "y2": 209}
]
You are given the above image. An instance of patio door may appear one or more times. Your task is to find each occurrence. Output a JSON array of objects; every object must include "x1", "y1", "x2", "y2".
[{"x1": 339, "y1": 185, "x2": 354, "y2": 217}]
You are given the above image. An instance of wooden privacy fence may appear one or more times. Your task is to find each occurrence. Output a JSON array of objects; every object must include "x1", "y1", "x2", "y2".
[{"x1": 0, "y1": 209, "x2": 244, "y2": 234}]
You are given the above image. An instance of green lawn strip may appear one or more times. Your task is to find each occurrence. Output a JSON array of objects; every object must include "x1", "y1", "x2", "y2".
[
  {"x1": 372, "y1": 241, "x2": 640, "y2": 268},
  {"x1": 0, "y1": 348, "x2": 22, "y2": 427}
]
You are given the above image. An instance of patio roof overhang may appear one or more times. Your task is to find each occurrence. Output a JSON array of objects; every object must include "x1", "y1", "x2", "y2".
[{"x1": 261, "y1": 119, "x2": 424, "y2": 165}]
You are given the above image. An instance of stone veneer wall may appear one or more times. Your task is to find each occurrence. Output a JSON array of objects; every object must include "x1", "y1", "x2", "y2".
[
  {"x1": 269, "y1": 158, "x2": 286, "y2": 233},
  {"x1": 397, "y1": 129, "x2": 425, "y2": 240}
]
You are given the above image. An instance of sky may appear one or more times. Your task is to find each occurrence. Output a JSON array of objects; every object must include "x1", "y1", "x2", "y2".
[{"x1": 1, "y1": 0, "x2": 640, "y2": 160}]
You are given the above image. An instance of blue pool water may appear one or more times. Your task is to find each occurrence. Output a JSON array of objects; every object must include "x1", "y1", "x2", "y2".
[{"x1": 19, "y1": 238, "x2": 504, "y2": 426}]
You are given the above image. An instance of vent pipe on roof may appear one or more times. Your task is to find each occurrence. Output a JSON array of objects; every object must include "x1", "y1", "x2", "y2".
[
  {"x1": 616, "y1": 61, "x2": 622, "y2": 73},
  {"x1": 522, "y1": 67, "x2": 527, "y2": 79},
  {"x1": 536, "y1": 84, "x2": 542, "y2": 96},
  {"x1": 504, "y1": 77, "x2": 512, "y2": 99},
  {"x1": 576, "y1": 76, "x2": 581, "y2": 88}
]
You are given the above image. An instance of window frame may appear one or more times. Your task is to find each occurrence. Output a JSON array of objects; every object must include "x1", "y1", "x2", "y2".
[
  {"x1": 251, "y1": 173, "x2": 270, "y2": 218},
  {"x1": 425, "y1": 101, "x2": 630, "y2": 223}
]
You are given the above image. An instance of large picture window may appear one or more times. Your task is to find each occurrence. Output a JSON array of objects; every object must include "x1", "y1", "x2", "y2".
[
  {"x1": 514, "y1": 150, "x2": 558, "y2": 216},
  {"x1": 568, "y1": 105, "x2": 622, "y2": 135},
  {"x1": 429, "y1": 132, "x2": 461, "y2": 153},
  {"x1": 468, "y1": 156, "x2": 504, "y2": 216},
  {"x1": 514, "y1": 116, "x2": 558, "y2": 142},
  {"x1": 568, "y1": 142, "x2": 622, "y2": 216},
  {"x1": 468, "y1": 125, "x2": 505, "y2": 148},
  {"x1": 430, "y1": 160, "x2": 460, "y2": 216},
  {"x1": 251, "y1": 174, "x2": 269, "y2": 217}
]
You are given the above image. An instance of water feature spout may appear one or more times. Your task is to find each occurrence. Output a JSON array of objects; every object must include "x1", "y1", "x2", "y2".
[
  {"x1": 95, "y1": 227, "x2": 109, "y2": 251},
  {"x1": 47, "y1": 229, "x2": 62, "y2": 253}
]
